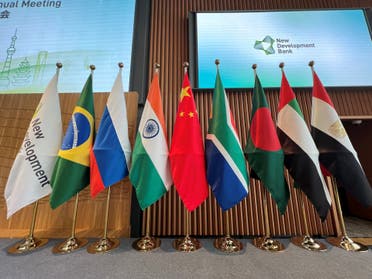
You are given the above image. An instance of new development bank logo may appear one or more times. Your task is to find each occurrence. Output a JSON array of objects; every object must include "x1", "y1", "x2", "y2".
[
  {"x1": 254, "y1": 36, "x2": 275, "y2": 55},
  {"x1": 254, "y1": 35, "x2": 316, "y2": 55}
]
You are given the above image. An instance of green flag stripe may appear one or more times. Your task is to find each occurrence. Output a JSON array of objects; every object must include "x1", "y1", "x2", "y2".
[
  {"x1": 77, "y1": 74, "x2": 94, "y2": 115},
  {"x1": 288, "y1": 99, "x2": 304, "y2": 119},
  {"x1": 50, "y1": 157, "x2": 89, "y2": 209},
  {"x1": 130, "y1": 135, "x2": 167, "y2": 209},
  {"x1": 209, "y1": 71, "x2": 247, "y2": 179},
  {"x1": 251, "y1": 75, "x2": 269, "y2": 116}
]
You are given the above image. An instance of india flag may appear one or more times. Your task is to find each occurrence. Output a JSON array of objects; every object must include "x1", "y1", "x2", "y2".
[{"x1": 129, "y1": 71, "x2": 173, "y2": 209}]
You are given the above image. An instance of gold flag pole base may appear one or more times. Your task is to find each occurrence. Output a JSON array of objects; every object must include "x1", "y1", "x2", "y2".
[
  {"x1": 52, "y1": 237, "x2": 88, "y2": 254},
  {"x1": 7, "y1": 236, "x2": 48, "y2": 254},
  {"x1": 291, "y1": 235, "x2": 327, "y2": 252},
  {"x1": 87, "y1": 238, "x2": 120, "y2": 254},
  {"x1": 253, "y1": 237, "x2": 285, "y2": 252},
  {"x1": 132, "y1": 236, "x2": 161, "y2": 252},
  {"x1": 326, "y1": 235, "x2": 369, "y2": 252},
  {"x1": 173, "y1": 235, "x2": 201, "y2": 252},
  {"x1": 213, "y1": 236, "x2": 243, "y2": 253}
]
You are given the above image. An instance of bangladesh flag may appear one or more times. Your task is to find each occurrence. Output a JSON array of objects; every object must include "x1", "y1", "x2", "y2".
[
  {"x1": 277, "y1": 70, "x2": 331, "y2": 220},
  {"x1": 245, "y1": 73, "x2": 289, "y2": 214},
  {"x1": 50, "y1": 73, "x2": 95, "y2": 209}
]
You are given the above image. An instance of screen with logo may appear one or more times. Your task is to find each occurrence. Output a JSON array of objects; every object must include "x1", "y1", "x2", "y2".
[
  {"x1": 0, "y1": 0, "x2": 135, "y2": 93},
  {"x1": 195, "y1": 9, "x2": 372, "y2": 88}
]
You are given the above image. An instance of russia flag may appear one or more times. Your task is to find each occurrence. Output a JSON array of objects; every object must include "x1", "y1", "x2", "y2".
[{"x1": 90, "y1": 66, "x2": 131, "y2": 197}]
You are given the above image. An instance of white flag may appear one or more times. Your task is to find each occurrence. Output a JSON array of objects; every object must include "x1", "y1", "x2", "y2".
[{"x1": 4, "y1": 69, "x2": 62, "y2": 218}]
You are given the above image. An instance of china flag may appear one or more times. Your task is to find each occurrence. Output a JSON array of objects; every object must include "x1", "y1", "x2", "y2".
[{"x1": 169, "y1": 72, "x2": 209, "y2": 211}]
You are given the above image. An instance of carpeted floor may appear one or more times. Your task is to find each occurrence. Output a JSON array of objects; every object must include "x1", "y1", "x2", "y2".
[
  {"x1": 0, "y1": 237, "x2": 371, "y2": 279},
  {"x1": 344, "y1": 216, "x2": 372, "y2": 237}
]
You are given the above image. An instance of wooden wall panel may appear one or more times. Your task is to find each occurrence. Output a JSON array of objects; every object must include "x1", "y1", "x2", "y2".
[
  {"x1": 145, "y1": 0, "x2": 372, "y2": 237},
  {"x1": 0, "y1": 92, "x2": 138, "y2": 238}
]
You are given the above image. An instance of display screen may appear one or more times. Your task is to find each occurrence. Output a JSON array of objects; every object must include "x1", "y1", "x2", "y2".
[
  {"x1": 0, "y1": 0, "x2": 135, "y2": 93},
  {"x1": 195, "y1": 9, "x2": 372, "y2": 88}
]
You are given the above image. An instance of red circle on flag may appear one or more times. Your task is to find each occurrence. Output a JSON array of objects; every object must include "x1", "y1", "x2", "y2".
[{"x1": 250, "y1": 107, "x2": 281, "y2": 151}]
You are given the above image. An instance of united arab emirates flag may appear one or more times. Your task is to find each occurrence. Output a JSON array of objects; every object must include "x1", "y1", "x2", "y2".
[
  {"x1": 277, "y1": 71, "x2": 331, "y2": 220},
  {"x1": 311, "y1": 69, "x2": 372, "y2": 208},
  {"x1": 245, "y1": 73, "x2": 289, "y2": 214}
]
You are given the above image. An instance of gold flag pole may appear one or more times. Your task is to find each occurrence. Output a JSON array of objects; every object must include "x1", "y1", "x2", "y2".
[
  {"x1": 8, "y1": 201, "x2": 49, "y2": 254},
  {"x1": 8, "y1": 62, "x2": 64, "y2": 254},
  {"x1": 308, "y1": 61, "x2": 368, "y2": 252},
  {"x1": 253, "y1": 184, "x2": 285, "y2": 252},
  {"x1": 326, "y1": 177, "x2": 368, "y2": 252},
  {"x1": 52, "y1": 193, "x2": 88, "y2": 254},
  {"x1": 87, "y1": 187, "x2": 120, "y2": 253},
  {"x1": 132, "y1": 205, "x2": 161, "y2": 251},
  {"x1": 279, "y1": 61, "x2": 327, "y2": 251},
  {"x1": 173, "y1": 207, "x2": 201, "y2": 252},
  {"x1": 52, "y1": 64, "x2": 96, "y2": 254},
  {"x1": 291, "y1": 189, "x2": 327, "y2": 251},
  {"x1": 250, "y1": 64, "x2": 284, "y2": 251},
  {"x1": 214, "y1": 209, "x2": 243, "y2": 253},
  {"x1": 172, "y1": 62, "x2": 201, "y2": 252},
  {"x1": 87, "y1": 62, "x2": 125, "y2": 254},
  {"x1": 212, "y1": 59, "x2": 242, "y2": 253},
  {"x1": 132, "y1": 63, "x2": 163, "y2": 252}
]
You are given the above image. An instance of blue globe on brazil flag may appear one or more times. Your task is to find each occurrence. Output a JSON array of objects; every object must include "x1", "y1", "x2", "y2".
[{"x1": 61, "y1": 112, "x2": 91, "y2": 150}]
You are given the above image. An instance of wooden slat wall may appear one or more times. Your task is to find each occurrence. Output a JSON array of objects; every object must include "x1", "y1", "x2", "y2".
[
  {"x1": 0, "y1": 92, "x2": 138, "y2": 238},
  {"x1": 145, "y1": 0, "x2": 372, "y2": 236}
]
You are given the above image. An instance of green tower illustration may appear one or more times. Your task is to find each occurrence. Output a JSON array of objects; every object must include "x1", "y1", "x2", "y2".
[{"x1": 0, "y1": 29, "x2": 18, "y2": 88}]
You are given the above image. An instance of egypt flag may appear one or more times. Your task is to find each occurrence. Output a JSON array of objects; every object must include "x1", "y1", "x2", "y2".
[
  {"x1": 50, "y1": 74, "x2": 95, "y2": 209},
  {"x1": 90, "y1": 67, "x2": 131, "y2": 197},
  {"x1": 129, "y1": 71, "x2": 173, "y2": 210},
  {"x1": 277, "y1": 71, "x2": 331, "y2": 220},
  {"x1": 245, "y1": 73, "x2": 289, "y2": 214},
  {"x1": 205, "y1": 69, "x2": 249, "y2": 211},
  {"x1": 170, "y1": 73, "x2": 209, "y2": 211},
  {"x1": 4, "y1": 68, "x2": 62, "y2": 218},
  {"x1": 311, "y1": 69, "x2": 372, "y2": 207}
]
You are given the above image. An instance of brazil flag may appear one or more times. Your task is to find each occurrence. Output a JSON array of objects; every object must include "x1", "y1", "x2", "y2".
[{"x1": 50, "y1": 74, "x2": 95, "y2": 209}]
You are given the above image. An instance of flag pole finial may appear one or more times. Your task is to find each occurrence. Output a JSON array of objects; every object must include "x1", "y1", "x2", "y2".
[
  {"x1": 90, "y1": 65, "x2": 96, "y2": 73},
  {"x1": 183, "y1": 62, "x2": 189, "y2": 74},
  {"x1": 252, "y1": 64, "x2": 257, "y2": 76},
  {"x1": 56, "y1": 62, "x2": 62, "y2": 74},
  {"x1": 154, "y1": 63, "x2": 160, "y2": 73},
  {"x1": 279, "y1": 62, "x2": 285, "y2": 73},
  {"x1": 118, "y1": 62, "x2": 124, "y2": 69},
  {"x1": 308, "y1": 61, "x2": 315, "y2": 71},
  {"x1": 215, "y1": 59, "x2": 220, "y2": 69}
]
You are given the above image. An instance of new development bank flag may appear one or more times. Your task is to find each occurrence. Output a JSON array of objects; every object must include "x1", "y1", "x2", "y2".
[
  {"x1": 205, "y1": 67, "x2": 249, "y2": 211},
  {"x1": 4, "y1": 67, "x2": 62, "y2": 218},
  {"x1": 50, "y1": 73, "x2": 95, "y2": 209},
  {"x1": 90, "y1": 66, "x2": 131, "y2": 197},
  {"x1": 129, "y1": 70, "x2": 173, "y2": 209}
]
